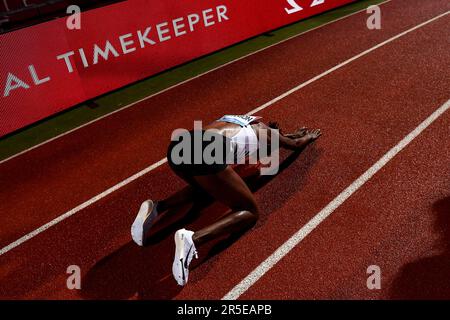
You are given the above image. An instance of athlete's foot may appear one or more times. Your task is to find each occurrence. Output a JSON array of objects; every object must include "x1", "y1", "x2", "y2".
[
  {"x1": 172, "y1": 228, "x2": 198, "y2": 286},
  {"x1": 131, "y1": 200, "x2": 159, "y2": 246}
]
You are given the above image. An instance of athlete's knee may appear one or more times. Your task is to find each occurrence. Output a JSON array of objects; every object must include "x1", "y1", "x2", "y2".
[
  {"x1": 234, "y1": 206, "x2": 259, "y2": 224},
  {"x1": 232, "y1": 199, "x2": 258, "y2": 214},
  {"x1": 249, "y1": 203, "x2": 259, "y2": 219},
  {"x1": 248, "y1": 209, "x2": 259, "y2": 224}
]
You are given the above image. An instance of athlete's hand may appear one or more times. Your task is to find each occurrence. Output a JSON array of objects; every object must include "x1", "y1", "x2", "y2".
[
  {"x1": 285, "y1": 127, "x2": 308, "y2": 139},
  {"x1": 305, "y1": 129, "x2": 322, "y2": 142}
]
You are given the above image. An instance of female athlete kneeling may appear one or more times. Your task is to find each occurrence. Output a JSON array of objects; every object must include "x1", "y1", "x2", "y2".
[{"x1": 131, "y1": 115, "x2": 321, "y2": 286}]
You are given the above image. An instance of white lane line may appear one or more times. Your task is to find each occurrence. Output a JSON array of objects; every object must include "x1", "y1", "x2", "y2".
[
  {"x1": 0, "y1": 0, "x2": 392, "y2": 165},
  {"x1": 249, "y1": 10, "x2": 449, "y2": 115},
  {"x1": 0, "y1": 10, "x2": 446, "y2": 257},
  {"x1": 0, "y1": 158, "x2": 167, "y2": 256},
  {"x1": 223, "y1": 99, "x2": 450, "y2": 300}
]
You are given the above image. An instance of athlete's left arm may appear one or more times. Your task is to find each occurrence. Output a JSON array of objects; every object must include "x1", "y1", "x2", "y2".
[{"x1": 253, "y1": 122, "x2": 309, "y2": 150}]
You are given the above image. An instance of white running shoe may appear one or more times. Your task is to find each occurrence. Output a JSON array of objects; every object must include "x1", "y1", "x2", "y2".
[
  {"x1": 172, "y1": 228, "x2": 198, "y2": 286},
  {"x1": 131, "y1": 200, "x2": 158, "y2": 246}
]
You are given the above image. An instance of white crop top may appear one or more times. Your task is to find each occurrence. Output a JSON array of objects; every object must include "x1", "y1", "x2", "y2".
[{"x1": 217, "y1": 115, "x2": 260, "y2": 162}]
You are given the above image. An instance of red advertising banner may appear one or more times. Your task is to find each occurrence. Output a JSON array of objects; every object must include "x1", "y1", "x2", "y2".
[{"x1": 0, "y1": 0, "x2": 355, "y2": 137}]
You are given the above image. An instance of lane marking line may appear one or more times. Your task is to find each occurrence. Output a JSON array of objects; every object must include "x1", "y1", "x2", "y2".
[
  {"x1": 0, "y1": 0, "x2": 392, "y2": 165},
  {"x1": 223, "y1": 98, "x2": 450, "y2": 300},
  {"x1": 0, "y1": 158, "x2": 167, "y2": 256},
  {"x1": 0, "y1": 9, "x2": 447, "y2": 257}
]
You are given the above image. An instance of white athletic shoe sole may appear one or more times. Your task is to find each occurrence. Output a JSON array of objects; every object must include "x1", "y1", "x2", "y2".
[
  {"x1": 172, "y1": 229, "x2": 198, "y2": 286},
  {"x1": 131, "y1": 200, "x2": 158, "y2": 246}
]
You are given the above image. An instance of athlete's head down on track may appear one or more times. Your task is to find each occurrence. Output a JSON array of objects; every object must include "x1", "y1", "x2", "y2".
[{"x1": 131, "y1": 115, "x2": 321, "y2": 286}]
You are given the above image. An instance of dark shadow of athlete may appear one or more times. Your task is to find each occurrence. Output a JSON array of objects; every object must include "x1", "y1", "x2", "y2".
[
  {"x1": 130, "y1": 115, "x2": 321, "y2": 285},
  {"x1": 389, "y1": 196, "x2": 450, "y2": 299}
]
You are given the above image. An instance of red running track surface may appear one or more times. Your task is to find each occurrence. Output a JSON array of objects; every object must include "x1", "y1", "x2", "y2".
[{"x1": 0, "y1": 0, "x2": 449, "y2": 299}]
